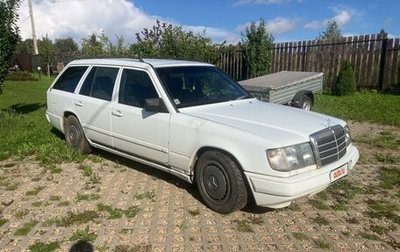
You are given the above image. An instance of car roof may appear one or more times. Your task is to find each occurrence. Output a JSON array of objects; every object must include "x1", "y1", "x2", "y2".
[{"x1": 67, "y1": 58, "x2": 214, "y2": 68}]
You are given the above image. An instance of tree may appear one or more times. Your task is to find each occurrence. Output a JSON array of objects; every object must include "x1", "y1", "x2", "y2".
[
  {"x1": 54, "y1": 37, "x2": 78, "y2": 53},
  {"x1": 378, "y1": 28, "x2": 388, "y2": 39},
  {"x1": 241, "y1": 18, "x2": 274, "y2": 78},
  {"x1": 332, "y1": 61, "x2": 356, "y2": 96},
  {"x1": 105, "y1": 35, "x2": 129, "y2": 57},
  {"x1": 38, "y1": 35, "x2": 55, "y2": 77},
  {"x1": 130, "y1": 20, "x2": 220, "y2": 62},
  {"x1": 0, "y1": 0, "x2": 20, "y2": 94},
  {"x1": 317, "y1": 21, "x2": 342, "y2": 41},
  {"x1": 15, "y1": 37, "x2": 33, "y2": 54},
  {"x1": 81, "y1": 33, "x2": 105, "y2": 57}
]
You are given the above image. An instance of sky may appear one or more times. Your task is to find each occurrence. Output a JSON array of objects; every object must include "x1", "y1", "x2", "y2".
[{"x1": 17, "y1": 0, "x2": 400, "y2": 45}]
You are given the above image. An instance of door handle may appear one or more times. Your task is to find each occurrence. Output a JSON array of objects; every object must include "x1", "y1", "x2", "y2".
[
  {"x1": 111, "y1": 110, "x2": 123, "y2": 117},
  {"x1": 74, "y1": 100, "x2": 82, "y2": 107}
]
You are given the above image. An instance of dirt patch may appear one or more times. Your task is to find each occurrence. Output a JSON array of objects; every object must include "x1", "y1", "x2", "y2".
[{"x1": 0, "y1": 122, "x2": 399, "y2": 251}]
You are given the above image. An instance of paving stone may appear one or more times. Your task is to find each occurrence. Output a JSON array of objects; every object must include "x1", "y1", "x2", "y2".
[{"x1": 0, "y1": 122, "x2": 399, "y2": 251}]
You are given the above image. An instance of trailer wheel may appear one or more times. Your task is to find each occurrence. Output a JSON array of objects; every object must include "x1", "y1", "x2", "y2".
[{"x1": 299, "y1": 95, "x2": 313, "y2": 111}]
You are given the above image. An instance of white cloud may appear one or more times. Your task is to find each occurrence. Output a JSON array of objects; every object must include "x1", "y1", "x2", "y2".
[
  {"x1": 304, "y1": 20, "x2": 320, "y2": 30},
  {"x1": 18, "y1": 0, "x2": 158, "y2": 42},
  {"x1": 233, "y1": 0, "x2": 301, "y2": 6},
  {"x1": 17, "y1": 0, "x2": 239, "y2": 44},
  {"x1": 388, "y1": 33, "x2": 400, "y2": 38},
  {"x1": 265, "y1": 17, "x2": 298, "y2": 34},
  {"x1": 236, "y1": 17, "x2": 298, "y2": 35},
  {"x1": 183, "y1": 25, "x2": 241, "y2": 44},
  {"x1": 304, "y1": 4, "x2": 357, "y2": 30},
  {"x1": 330, "y1": 6, "x2": 352, "y2": 26}
]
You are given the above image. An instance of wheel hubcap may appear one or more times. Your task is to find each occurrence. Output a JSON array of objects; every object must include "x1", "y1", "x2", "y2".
[
  {"x1": 204, "y1": 164, "x2": 227, "y2": 200},
  {"x1": 303, "y1": 100, "x2": 311, "y2": 111},
  {"x1": 68, "y1": 125, "x2": 79, "y2": 147}
]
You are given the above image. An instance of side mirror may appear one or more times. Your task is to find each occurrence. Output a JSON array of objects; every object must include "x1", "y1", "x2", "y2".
[{"x1": 144, "y1": 98, "x2": 168, "y2": 113}]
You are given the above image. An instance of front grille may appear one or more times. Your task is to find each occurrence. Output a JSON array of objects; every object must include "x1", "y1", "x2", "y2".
[{"x1": 310, "y1": 125, "x2": 347, "y2": 167}]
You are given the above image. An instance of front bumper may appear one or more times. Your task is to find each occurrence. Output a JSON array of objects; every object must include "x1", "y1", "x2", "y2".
[{"x1": 245, "y1": 145, "x2": 359, "y2": 209}]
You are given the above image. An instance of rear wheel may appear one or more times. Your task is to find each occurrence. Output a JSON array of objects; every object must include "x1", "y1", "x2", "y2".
[
  {"x1": 195, "y1": 151, "x2": 247, "y2": 213},
  {"x1": 65, "y1": 115, "x2": 91, "y2": 154}
]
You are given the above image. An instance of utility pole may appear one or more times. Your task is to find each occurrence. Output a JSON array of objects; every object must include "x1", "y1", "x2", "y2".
[{"x1": 28, "y1": 0, "x2": 39, "y2": 55}]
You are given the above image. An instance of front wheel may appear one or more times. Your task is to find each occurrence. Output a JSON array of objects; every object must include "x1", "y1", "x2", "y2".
[
  {"x1": 195, "y1": 151, "x2": 248, "y2": 214},
  {"x1": 65, "y1": 115, "x2": 92, "y2": 154}
]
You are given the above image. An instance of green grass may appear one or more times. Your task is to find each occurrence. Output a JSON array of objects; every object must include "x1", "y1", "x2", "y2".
[
  {"x1": 0, "y1": 79, "x2": 85, "y2": 164},
  {"x1": 75, "y1": 192, "x2": 101, "y2": 202},
  {"x1": 292, "y1": 232, "x2": 309, "y2": 241},
  {"x1": 14, "y1": 220, "x2": 38, "y2": 236},
  {"x1": 365, "y1": 199, "x2": 400, "y2": 224},
  {"x1": 314, "y1": 92, "x2": 400, "y2": 126},
  {"x1": 14, "y1": 209, "x2": 29, "y2": 219},
  {"x1": 32, "y1": 201, "x2": 43, "y2": 207},
  {"x1": 124, "y1": 206, "x2": 140, "y2": 218},
  {"x1": 26, "y1": 186, "x2": 45, "y2": 196},
  {"x1": 327, "y1": 179, "x2": 362, "y2": 211},
  {"x1": 69, "y1": 225, "x2": 97, "y2": 243},
  {"x1": 232, "y1": 219, "x2": 254, "y2": 232},
  {"x1": 314, "y1": 239, "x2": 332, "y2": 249},
  {"x1": 97, "y1": 203, "x2": 140, "y2": 219},
  {"x1": 79, "y1": 165, "x2": 93, "y2": 177},
  {"x1": 0, "y1": 218, "x2": 7, "y2": 227},
  {"x1": 176, "y1": 222, "x2": 187, "y2": 231},
  {"x1": 49, "y1": 195, "x2": 62, "y2": 201},
  {"x1": 370, "y1": 224, "x2": 392, "y2": 235},
  {"x1": 133, "y1": 190, "x2": 156, "y2": 201},
  {"x1": 308, "y1": 199, "x2": 330, "y2": 210},
  {"x1": 375, "y1": 153, "x2": 400, "y2": 164},
  {"x1": 359, "y1": 232, "x2": 380, "y2": 240},
  {"x1": 312, "y1": 216, "x2": 330, "y2": 226},
  {"x1": 57, "y1": 201, "x2": 70, "y2": 207},
  {"x1": 28, "y1": 241, "x2": 60, "y2": 252},
  {"x1": 379, "y1": 167, "x2": 400, "y2": 189},
  {"x1": 56, "y1": 210, "x2": 100, "y2": 227},
  {"x1": 188, "y1": 207, "x2": 200, "y2": 216}
]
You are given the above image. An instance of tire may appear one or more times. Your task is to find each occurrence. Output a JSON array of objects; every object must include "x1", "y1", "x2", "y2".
[
  {"x1": 299, "y1": 95, "x2": 313, "y2": 111},
  {"x1": 195, "y1": 151, "x2": 248, "y2": 214},
  {"x1": 64, "y1": 115, "x2": 92, "y2": 154}
]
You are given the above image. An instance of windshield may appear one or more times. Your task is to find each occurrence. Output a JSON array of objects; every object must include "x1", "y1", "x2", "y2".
[{"x1": 156, "y1": 66, "x2": 250, "y2": 108}]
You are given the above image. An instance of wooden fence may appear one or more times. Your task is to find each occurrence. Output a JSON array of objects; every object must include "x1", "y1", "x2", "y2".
[{"x1": 215, "y1": 33, "x2": 400, "y2": 90}]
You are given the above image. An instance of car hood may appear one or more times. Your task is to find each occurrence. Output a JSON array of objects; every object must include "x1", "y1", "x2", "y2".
[{"x1": 180, "y1": 98, "x2": 345, "y2": 147}]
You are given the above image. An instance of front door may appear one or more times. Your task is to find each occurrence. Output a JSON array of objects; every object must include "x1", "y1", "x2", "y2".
[{"x1": 111, "y1": 68, "x2": 169, "y2": 164}]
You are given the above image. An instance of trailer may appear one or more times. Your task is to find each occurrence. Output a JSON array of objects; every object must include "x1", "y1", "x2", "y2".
[{"x1": 238, "y1": 71, "x2": 324, "y2": 110}]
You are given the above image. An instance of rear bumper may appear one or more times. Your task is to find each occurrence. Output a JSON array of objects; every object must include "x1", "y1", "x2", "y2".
[
  {"x1": 46, "y1": 110, "x2": 63, "y2": 133},
  {"x1": 245, "y1": 145, "x2": 359, "y2": 208}
]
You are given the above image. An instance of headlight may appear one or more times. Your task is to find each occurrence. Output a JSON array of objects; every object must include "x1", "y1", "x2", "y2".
[
  {"x1": 344, "y1": 124, "x2": 352, "y2": 147},
  {"x1": 267, "y1": 143, "x2": 316, "y2": 172}
]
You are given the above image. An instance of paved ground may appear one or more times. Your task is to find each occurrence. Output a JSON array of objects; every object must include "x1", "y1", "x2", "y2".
[{"x1": 0, "y1": 122, "x2": 399, "y2": 251}]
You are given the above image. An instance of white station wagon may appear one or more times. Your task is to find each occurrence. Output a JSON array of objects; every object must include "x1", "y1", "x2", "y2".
[{"x1": 46, "y1": 58, "x2": 359, "y2": 213}]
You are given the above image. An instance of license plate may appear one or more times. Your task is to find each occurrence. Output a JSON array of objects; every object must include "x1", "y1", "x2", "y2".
[{"x1": 330, "y1": 164, "x2": 348, "y2": 182}]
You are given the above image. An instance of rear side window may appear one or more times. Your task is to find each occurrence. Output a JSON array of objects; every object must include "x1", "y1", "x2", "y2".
[
  {"x1": 52, "y1": 66, "x2": 88, "y2": 92},
  {"x1": 79, "y1": 67, "x2": 119, "y2": 101}
]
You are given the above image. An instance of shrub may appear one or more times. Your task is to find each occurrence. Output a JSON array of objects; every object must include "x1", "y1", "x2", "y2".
[
  {"x1": 384, "y1": 83, "x2": 400, "y2": 95},
  {"x1": 5, "y1": 71, "x2": 38, "y2": 81},
  {"x1": 332, "y1": 61, "x2": 356, "y2": 96}
]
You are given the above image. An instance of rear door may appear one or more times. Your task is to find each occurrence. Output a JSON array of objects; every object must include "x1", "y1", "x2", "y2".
[
  {"x1": 74, "y1": 66, "x2": 119, "y2": 146},
  {"x1": 111, "y1": 68, "x2": 170, "y2": 164}
]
